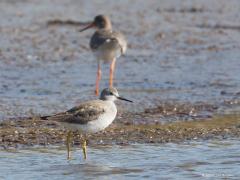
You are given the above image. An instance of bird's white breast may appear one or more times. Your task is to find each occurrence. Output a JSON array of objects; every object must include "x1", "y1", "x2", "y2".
[
  {"x1": 77, "y1": 101, "x2": 117, "y2": 134},
  {"x1": 93, "y1": 41, "x2": 122, "y2": 62}
]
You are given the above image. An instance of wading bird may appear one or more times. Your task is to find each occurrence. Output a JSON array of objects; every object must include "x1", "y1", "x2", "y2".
[
  {"x1": 80, "y1": 15, "x2": 127, "y2": 96},
  {"x1": 45, "y1": 87, "x2": 132, "y2": 159}
]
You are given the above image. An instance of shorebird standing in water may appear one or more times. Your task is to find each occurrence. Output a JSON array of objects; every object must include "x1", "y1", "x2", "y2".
[
  {"x1": 80, "y1": 15, "x2": 127, "y2": 96},
  {"x1": 46, "y1": 87, "x2": 132, "y2": 160}
]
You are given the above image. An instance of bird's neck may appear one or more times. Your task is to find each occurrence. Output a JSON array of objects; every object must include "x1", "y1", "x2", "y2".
[
  {"x1": 99, "y1": 24, "x2": 112, "y2": 32},
  {"x1": 105, "y1": 100, "x2": 117, "y2": 112},
  {"x1": 97, "y1": 29, "x2": 113, "y2": 34}
]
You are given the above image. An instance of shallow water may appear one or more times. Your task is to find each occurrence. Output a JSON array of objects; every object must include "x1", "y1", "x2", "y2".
[
  {"x1": 0, "y1": 0, "x2": 240, "y2": 120},
  {"x1": 0, "y1": 139, "x2": 240, "y2": 179}
]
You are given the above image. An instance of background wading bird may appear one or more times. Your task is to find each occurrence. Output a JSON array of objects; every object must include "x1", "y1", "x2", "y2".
[{"x1": 80, "y1": 15, "x2": 127, "y2": 96}]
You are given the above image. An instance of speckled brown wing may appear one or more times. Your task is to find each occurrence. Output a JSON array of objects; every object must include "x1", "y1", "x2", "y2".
[{"x1": 47, "y1": 101, "x2": 106, "y2": 124}]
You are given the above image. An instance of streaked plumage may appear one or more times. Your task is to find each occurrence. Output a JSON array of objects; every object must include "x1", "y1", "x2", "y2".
[
  {"x1": 45, "y1": 87, "x2": 132, "y2": 159},
  {"x1": 48, "y1": 100, "x2": 116, "y2": 133}
]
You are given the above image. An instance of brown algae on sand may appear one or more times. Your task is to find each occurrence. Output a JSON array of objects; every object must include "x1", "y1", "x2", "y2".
[{"x1": 0, "y1": 114, "x2": 240, "y2": 149}]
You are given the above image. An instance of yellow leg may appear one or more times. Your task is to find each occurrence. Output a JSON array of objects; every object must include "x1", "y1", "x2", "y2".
[
  {"x1": 66, "y1": 131, "x2": 72, "y2": 160},
  {"x1": 82, "y1": 139, "x2": 87, "y2": 160}
]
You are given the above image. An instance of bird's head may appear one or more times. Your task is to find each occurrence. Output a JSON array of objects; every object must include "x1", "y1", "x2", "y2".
[
  {"x1": 100, "y1": 87, "x2": 133, "y2": 103},
  {"x1": 80, "y1": 15, "x2": 112, "y2": 32}
]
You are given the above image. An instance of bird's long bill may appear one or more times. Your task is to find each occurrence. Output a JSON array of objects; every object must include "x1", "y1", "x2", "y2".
[
  {"x1": 117, "y1": 96, "x2": 133, "y2": 103},
  {"x1": 79, "y1": 22, "x2": 95, "y2": 32}
]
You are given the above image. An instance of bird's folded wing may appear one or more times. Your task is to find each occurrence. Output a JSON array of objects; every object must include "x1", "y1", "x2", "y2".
[
  {"x1": 112, "y1": 32, "x2": 127, "y2": 54},
  {"x1": 47, "y1": 101, "x2": 106, "y2": 124},
  {"x1": 90, "y1": 31, "x2": 127, "y2": 54}
]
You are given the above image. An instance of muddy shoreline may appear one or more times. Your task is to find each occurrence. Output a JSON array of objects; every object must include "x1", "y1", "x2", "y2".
[{"x1": 1, "y1": 114, "x2": 239, "y2": 149}]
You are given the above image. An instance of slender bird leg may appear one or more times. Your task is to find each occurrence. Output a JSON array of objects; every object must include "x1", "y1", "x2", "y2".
[
  {"x1": 95, "y1": 61, "x2": 102, "y2": 96},
  {"x1": 109, "y1": 58, "x2": 116, "y2": 88},
  {"x1": 81, "y1": 137, "x2": 87, "y2": 160},
  {"x1": 66, "y1": 131, "x2": 72, "y2": 160}
]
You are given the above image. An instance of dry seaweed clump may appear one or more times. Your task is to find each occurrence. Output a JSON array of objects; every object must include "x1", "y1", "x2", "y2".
[{"x1": 0, "y1": 115, "x2": 240, "y2": 149}]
